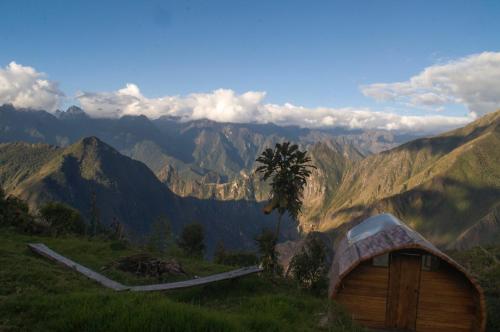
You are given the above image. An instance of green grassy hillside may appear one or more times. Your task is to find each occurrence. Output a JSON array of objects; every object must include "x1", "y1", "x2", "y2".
[
  {"x1": 0, "y1": 137, "x2": 177, "y2": 233},
  {"x1": 0, "y1": 228, "x2": 362, "y2": 332},
  {"x1": 319, "y1": 110, "x2": 500, "y2": 248}
]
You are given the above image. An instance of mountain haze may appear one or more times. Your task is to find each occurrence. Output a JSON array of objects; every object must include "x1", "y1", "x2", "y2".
[{"x1": 0, "y1": 137, "x2": 297, "y2": 252}]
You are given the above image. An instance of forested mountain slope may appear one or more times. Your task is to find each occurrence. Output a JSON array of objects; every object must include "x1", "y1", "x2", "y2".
[{"x1": 0, "y1": 137, "x2": 297, "y2": 252}]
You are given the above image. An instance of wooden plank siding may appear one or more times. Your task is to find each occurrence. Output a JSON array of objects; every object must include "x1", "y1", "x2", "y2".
[
  {"x1": 335, "y1": 253, "x2": 481, "y2": 332},
  {"x1": 336, "y1": 261, "x2": 389, "y2": 329},
  {"x1": 416, "y1": 262, "x2": 477, "y2": 332}
]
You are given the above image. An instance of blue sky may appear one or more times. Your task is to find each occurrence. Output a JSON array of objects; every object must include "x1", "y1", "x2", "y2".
[{"x1": 0, "y1": 0, "x2": 499, "y2": 131}]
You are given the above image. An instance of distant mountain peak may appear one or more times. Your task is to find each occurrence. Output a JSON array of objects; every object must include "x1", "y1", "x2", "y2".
[
  {"x1": 54, "y1": 105, "x2": 89, "y2": 119},
  {"x1": 68, "y1": 136, "x2": 116, "y2": 159},
  {"x1": 66, "y1": 105, "x2": 85, "y2": 114},
  {"x1": 79, "y1": 136, "x2": 102, "y2": 145}
]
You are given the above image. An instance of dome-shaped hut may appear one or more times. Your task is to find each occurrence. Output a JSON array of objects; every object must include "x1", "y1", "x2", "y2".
[{"x1": 329, "y1": 213, "x2": 486, "y2": 332}]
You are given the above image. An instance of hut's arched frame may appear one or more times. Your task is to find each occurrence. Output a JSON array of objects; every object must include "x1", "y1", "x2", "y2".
[{"x1": 328, "y1": 214, "x2": 486, "y2": 332}]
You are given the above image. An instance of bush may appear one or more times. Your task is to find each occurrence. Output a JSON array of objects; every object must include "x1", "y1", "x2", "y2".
[
  {"x1": 214, "y1": 241, "x2": 258, "y2": 266},
  {"x1": 0, "y1": 188, "x2": 39, "y2": 233},
  {"x1": 289, "y1": 236, "x2": 328, "y2": 293},
  {"x1": 39, "y1": 202, "x2": 86, "y2": 236},
  {"x1": 255, "y1": 229, "x2": 282, "y2": 276},
  {"x1": 178, "y1": 222, "x2": 205, "y2": 257},
  {"x1": 147, "y1": 215, "x2": 172, "y2": 253}
]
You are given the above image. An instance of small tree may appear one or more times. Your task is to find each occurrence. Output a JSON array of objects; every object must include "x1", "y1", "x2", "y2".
[
  {"x1": 0, "y1": 188, "x2": 36, "y2": 232},
  {"x1": 289, "y1": 236, "x2": 328, "y2": 293},
  {"x1": 178, "y1": 222, "x2": 205, "y2": 258},
  {"x1": 148, "y1": 215, "x2": 172, "y2": 253},
  {"x1": 255, "y1": 228, "x2": 282, "y2": 276},
  {"x1": 39, "y1": 202, "x2": 86, "y2": 236},
  {"x1": 256, "y1": 142, "x2": 315, "y2": 238},
  {"x1": 255, "y1": 142, "x2": 315, "y2": 274},
  {"x1": 214, "y1": 240, "x2": 226, "y2": 264}
]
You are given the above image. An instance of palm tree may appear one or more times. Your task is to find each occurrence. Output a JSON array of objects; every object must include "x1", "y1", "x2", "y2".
[{"x1": 255, "y1": 142, "x2": 316, "y2": 239}]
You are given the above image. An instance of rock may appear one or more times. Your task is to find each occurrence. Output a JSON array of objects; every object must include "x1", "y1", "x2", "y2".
[{"x1": 276, "y1": 232, "x2": 335, "y2": 276}]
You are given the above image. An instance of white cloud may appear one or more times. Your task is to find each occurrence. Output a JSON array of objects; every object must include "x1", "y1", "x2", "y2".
[
  {"x1": 77, "y1": 85, "x2": 268, "y2": 122},
  {"x1": 77, "y1": 84, "x2": 473, "y2": 133},
  {"x1": 362, "y1": 52, "x2": 500, "y2": 115},
  {"x1": 0, "y1": 60, "x2": 482, "y2": 133},
  {"x1": 0, "y1": 62, "x2": 64, "y2": 111}
]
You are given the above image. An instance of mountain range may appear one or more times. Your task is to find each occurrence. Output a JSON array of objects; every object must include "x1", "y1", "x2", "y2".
[
  {"x1": 0, "y1": 136, "x2": 297, "y2": 253},
  {"x1": 317, "y1": 110, "x2": 500, "y2": 249},
  {"x1": 1, "y1": 103, "x2": 499, "y2": 250}
]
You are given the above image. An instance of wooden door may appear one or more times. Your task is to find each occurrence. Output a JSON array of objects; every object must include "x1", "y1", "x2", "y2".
[{"x1": 386, "y1": 252, "x2": 422, "y2": 331}]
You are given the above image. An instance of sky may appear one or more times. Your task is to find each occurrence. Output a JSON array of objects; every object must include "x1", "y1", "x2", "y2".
[{"x1": 0, "y1": 0, "x2": 499, "y2": 132}]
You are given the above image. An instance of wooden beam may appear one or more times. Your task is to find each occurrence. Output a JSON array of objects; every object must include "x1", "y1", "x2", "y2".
[
  {"x1": 130, "y1": 266, "x2": 263, "y2": 292},
  {"x1": 28, "y1": 243, "x2": 263, "y2": 292},
  {"x1": 28, "y1": 243, "x2": 129, "y2": 291}
]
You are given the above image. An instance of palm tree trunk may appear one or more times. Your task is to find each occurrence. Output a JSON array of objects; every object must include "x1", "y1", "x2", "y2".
[
  {"x1": 275, "y1": 213, "x2": 282, "y2": 242},
  {"x1": 272, "y1": 213, "x2": 283, "y2": 276}
]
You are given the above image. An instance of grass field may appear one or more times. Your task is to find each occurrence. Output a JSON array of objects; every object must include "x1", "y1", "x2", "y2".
[
  {"x1": 0, "y1": 228, "x2": 363, "y2": 332},
  {"x1": 2, "y1": 226, "x2": 499, "y2": 331}
]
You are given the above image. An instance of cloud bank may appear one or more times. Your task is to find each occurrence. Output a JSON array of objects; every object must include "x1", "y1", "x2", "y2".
[
  {"x1": 3, "y1": 52, "x2": 500, "y2": 132},
  {"x1": 76, "y1": 84, "x2": 473, "y2": 132},
  {"x1": 362, "y1": 52, "x2": 500, "y2": 116},
  {"x1": 0, "y1": 62, "x2": 64, "y2": 111}
]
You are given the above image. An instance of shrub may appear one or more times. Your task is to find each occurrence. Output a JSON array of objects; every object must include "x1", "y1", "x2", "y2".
[
  {"x1": 39, "y1": 202, "x2": 86, "y2": 236},
  {"x1": 178, "y1": 222, "x2": 205, "y2": 257},
  {"x1": 147, "y1": 215, "x2": 172, "y2": 253},
  {"x1": 289, "y1": 236, "x2": 328, "y2": 293},
  {"x1": 214, "y1": 241, "x2": 258, "y2": 266},
  {"x1": 255, "y1": 229, "x2": 282, "y2": 276},
  {"x1": 0, "y1": 188, "x2": 39, "y2": 233}
]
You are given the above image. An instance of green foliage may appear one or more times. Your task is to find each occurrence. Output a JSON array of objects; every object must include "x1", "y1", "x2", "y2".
[
  {"x1": 39, "y1": 202, "x2": 86, "y2": 236},
  {"x1": 0, "y1": 187, "x2": 38, "y2": 233},
  {"x1": 255, "y1": 229, "x2": 282, "y2": 276},
  {"x1": 178, "y1": 222, "x2": 205, "y2": 257},
  {"x1": 256, "y1": 142, "x2": 316, "y2": 222},
  {"x1": 289, "y1": 236, "x2": 328, "y2": 293},
  {"x1": 214, "y1": 241, "x2": 258, "y2": 267},
  {"x1": 147, "y1": 215, "x2": 172, "y2": 253}
]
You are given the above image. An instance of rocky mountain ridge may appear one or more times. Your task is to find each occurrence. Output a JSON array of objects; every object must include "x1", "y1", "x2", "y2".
[{"x1": 2, "y1": 104, "x2": 499, "y2": 249}]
